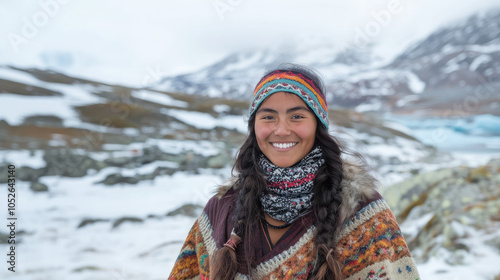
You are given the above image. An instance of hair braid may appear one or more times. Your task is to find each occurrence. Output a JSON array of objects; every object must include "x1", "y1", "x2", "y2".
[
  {"x1": 211, "y1": 116, "x2": 266, "y2": 279},
  {"x1": 311, "y1": 124, "x2": 345, "y2": 280}
]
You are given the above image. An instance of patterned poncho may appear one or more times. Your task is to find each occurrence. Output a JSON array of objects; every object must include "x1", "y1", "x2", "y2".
[{"x1": 168, "y1": 161, "x2": 421, "y2": 280}]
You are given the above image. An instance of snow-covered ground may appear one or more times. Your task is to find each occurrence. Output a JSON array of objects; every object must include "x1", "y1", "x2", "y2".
[
  {"x1": 0, "y1": 158, "x2": 227, "y2": 279},
  {"x1": 1, "y1": 125, "x2": 500, "y2": 279}
]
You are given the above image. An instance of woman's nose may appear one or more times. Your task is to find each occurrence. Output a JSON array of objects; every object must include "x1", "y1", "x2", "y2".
[{"x1": 274, "y1": 119, "x2": 291, "y2": 136}]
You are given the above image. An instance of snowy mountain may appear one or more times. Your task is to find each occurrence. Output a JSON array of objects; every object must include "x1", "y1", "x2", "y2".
[{"x1": 154, "y1": 9, "x2": 500, "y2": 115}]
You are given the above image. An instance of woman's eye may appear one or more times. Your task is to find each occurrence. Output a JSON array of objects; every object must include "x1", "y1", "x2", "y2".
[
  {"x1": 291, "y1": 115, "x2": 304, "y2": 120},
  {"x1": 262, "y1": 115, "x2": 274, "y2": 120}
]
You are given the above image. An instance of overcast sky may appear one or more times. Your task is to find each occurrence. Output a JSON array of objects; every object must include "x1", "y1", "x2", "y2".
[{"x1": 1, "y1": 0, "x2": 499, "y2": 86}]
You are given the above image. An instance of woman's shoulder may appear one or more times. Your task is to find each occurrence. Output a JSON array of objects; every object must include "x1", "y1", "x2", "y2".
[
  {"x1": 203, "y1": 177, "x2": 239, "y2": 219},
  {"x1": 200, "y1": 177, "x2": 239, "y2": 246},
  {"x1": 337, "y1": 158, "x2": 380, "y2": 225}
]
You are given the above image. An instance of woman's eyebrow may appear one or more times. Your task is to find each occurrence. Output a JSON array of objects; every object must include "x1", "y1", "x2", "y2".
[
  {"x1": 287, "y1": 106, "x2": 310, "y2": 113},
  {"x1": 256, "y1": 106, "x2": 310, "y2": 114},
  {"x1": 256, "y1": 108, "x2": 277, "y2": 114}
]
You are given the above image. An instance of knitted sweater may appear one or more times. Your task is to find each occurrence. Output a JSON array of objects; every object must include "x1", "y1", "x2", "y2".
[{"x1": 168, "y1": 161, "x2": 421, "y2": 279}]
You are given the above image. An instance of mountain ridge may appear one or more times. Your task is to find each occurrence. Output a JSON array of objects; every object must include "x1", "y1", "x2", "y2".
[{"x1": 154, "y1": 9, "x2": 500, "y2": 116}]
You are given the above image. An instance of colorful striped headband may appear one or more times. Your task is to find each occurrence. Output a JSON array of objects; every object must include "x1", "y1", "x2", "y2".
[{"x1": 249, "y1": 70, "x2": 329, "y2": 129}]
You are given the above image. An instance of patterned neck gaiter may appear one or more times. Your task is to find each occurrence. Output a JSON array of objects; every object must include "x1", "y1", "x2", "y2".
[{"x1": 259, "y1": 146, "x2": 324, "y2": 223}]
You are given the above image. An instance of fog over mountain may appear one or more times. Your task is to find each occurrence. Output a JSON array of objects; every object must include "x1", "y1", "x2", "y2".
[{"x1": 155, "y1": 9, "x2": 500, "y2": 116}]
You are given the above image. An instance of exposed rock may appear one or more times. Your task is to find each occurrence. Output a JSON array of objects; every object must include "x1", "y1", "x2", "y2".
[
  {"x1": 445, "y1": 249, "x2": 467, "y2": 266},
  {"x1": 77, "y1": 218, "x2": 110, "y2": 228},
  {"x1": 383, "y1": 158, "x2": 500, "y2": 263},
  {"x1": 178, "y1": 151, "x2": 209, "y2": 172},
  {"x1": 30, "y1": 181, "x2": 49, "y2": 192},
  {"x1": 0, "y1": 232, "x2": 9, "y2": 244},
  {"x1": 151, "y1": 166, "x2": 176, "y2": 177},
  {"x1": 17, "y1": 166, "x2": 45, "y2": 182},
  {"x1": 485, "y1": 236, "x2": 500, "y2": 253},
  {"x1": 0, "y1": 164, "x2": 8, "y2": 183},
  {"x1": 43, "y1": 149, "x2": 106, "y2": 177},
  {"x1": 207, "y1": 151, "x2": 231, "y2": 169},
  {"x1": 104, "y1": 156, "x2": 137, "y2": 168},
  {"x1": 112, "y1": 217, "x2": 143, "y2": 228},
  {"x1": 98, "y1": 173, "x2": 139, "y2": 186},
  {"x1": 141, "y1": 146, "x2": 169, "y2": 165},
  {"x1": 166, "y1": 204, "x2": 203, "y2": 218},
  {"x1": 22, "y1": 115, "x2": 64, "y2": 127},
  {"x1": 73, "y1": 266, "x2": 103, "y2": 272}
]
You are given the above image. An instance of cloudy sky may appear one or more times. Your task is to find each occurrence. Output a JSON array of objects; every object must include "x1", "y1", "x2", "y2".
[{"x1": 1, "y1": 0, "x2": 499, "y2": 86}]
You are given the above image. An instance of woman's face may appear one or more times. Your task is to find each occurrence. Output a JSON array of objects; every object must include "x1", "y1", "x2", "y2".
[{"x1": 255, "y1": 92, "x2": 318, "y2": 167}]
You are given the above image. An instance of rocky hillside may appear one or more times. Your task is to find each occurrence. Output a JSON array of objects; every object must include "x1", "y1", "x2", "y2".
[{"x1": 0, "y1": 63, "x2": 450, "y2": 186}]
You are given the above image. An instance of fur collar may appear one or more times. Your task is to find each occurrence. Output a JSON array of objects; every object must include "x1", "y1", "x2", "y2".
[{"x1": 216, "y1": 158, "x2": 378, "y2": 226}]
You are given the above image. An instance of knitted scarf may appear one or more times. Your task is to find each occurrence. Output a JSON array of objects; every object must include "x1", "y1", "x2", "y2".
[{"x1": 259, "y1": 146, "x2": 324, "y2": 223}]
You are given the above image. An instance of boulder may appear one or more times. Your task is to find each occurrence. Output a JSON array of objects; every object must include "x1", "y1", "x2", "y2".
[
  {"x1": 207, "y1": 151, "x2": 231, "y2": 169},
  {"x1": 112, "y1": 217, "x2": 143, "y2": 228},
  {"x1": 0, "y1": 232, "x2": 9, "y2": 244},
  {"x1": 382, "y1": 158, "x2": 500, "y2": 263},
  {"x1": 30, "y1": 181, "x2": 49, "y2": 192},
  {"x1": 18, "y1": 166, "x2": 45, "y2": 182},
  {"x1": 98, "y1": 173, "x2": 139, "y2": 186},
  {"x1": 43, "y1": 149, "x2": 105, "y2": 177},
  {"x1": 167, "y1": 204, "x2": 203, "y2": 218},
  {"x1": 77, "y1": 218, "x2": 110, "y2": 228}
]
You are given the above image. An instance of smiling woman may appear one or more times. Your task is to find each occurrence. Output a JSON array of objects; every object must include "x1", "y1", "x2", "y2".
[{"x1": 168, "y1": 63, "x2": 421, "y2": 280}]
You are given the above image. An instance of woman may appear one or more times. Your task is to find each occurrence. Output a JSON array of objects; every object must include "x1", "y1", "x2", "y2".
[{"x1": 168, "y1": 64, "x2": 420, "y2": 279}]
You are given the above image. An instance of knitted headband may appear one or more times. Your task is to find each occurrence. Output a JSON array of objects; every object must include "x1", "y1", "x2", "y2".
[{"x1": 249, "y1": 70, "x2": 329, "y2": 129}]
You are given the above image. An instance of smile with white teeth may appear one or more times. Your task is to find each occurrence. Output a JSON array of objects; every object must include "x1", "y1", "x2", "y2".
[{"x1": 272, "y1": 142, "x2": 297, "y2": 149}]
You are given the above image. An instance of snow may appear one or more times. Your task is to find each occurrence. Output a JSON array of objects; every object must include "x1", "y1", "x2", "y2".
[
  {"x1": 0, "y1": 149, "x2": 46, "y2": 168},
  {"x1": 0, "y1": 165, "x2": 223, "y2": 279},
  {"x1": 162, "y1": 109, "x2": 247, "y2": 133},
  {"x1": 467, "y1": 44, "x2": 500, "y2": 54},
  {"x1": 0, "y1": 66, "x2": 41, "y2": 84},
  {"x1": 143, "y1": 138, "x2": 224, "y2": 157},
  {"x1": 470, "y1": 54, "x2": 492, "y2": 71},
  {"x1": 396, "y1": 94, "x2": 420, "y2": 107},
  {"x1": 0, "y1": 94, "x2": 80, "y2": 126},
  {"x1": 213, "y1": 104, "x2": 231, "y2": 113},
  {"x1": 355, "y1": 101, "x2": 382, "y2": 112},
  {"x1": 400, "y1": 212, "x2": 435, "y2": 238},
  {"x1": 132, "y1": 89, "x2": 188, "y2": 108},
  {"x1": 416, "y1": 225, "x2": 500, "y2": 279},
  {"x1": 406, "y1": 72, "x2": 426, "y2": 93},
  {"x1": 0, "y1": 67, "x2": 104, "y2": 105}
]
